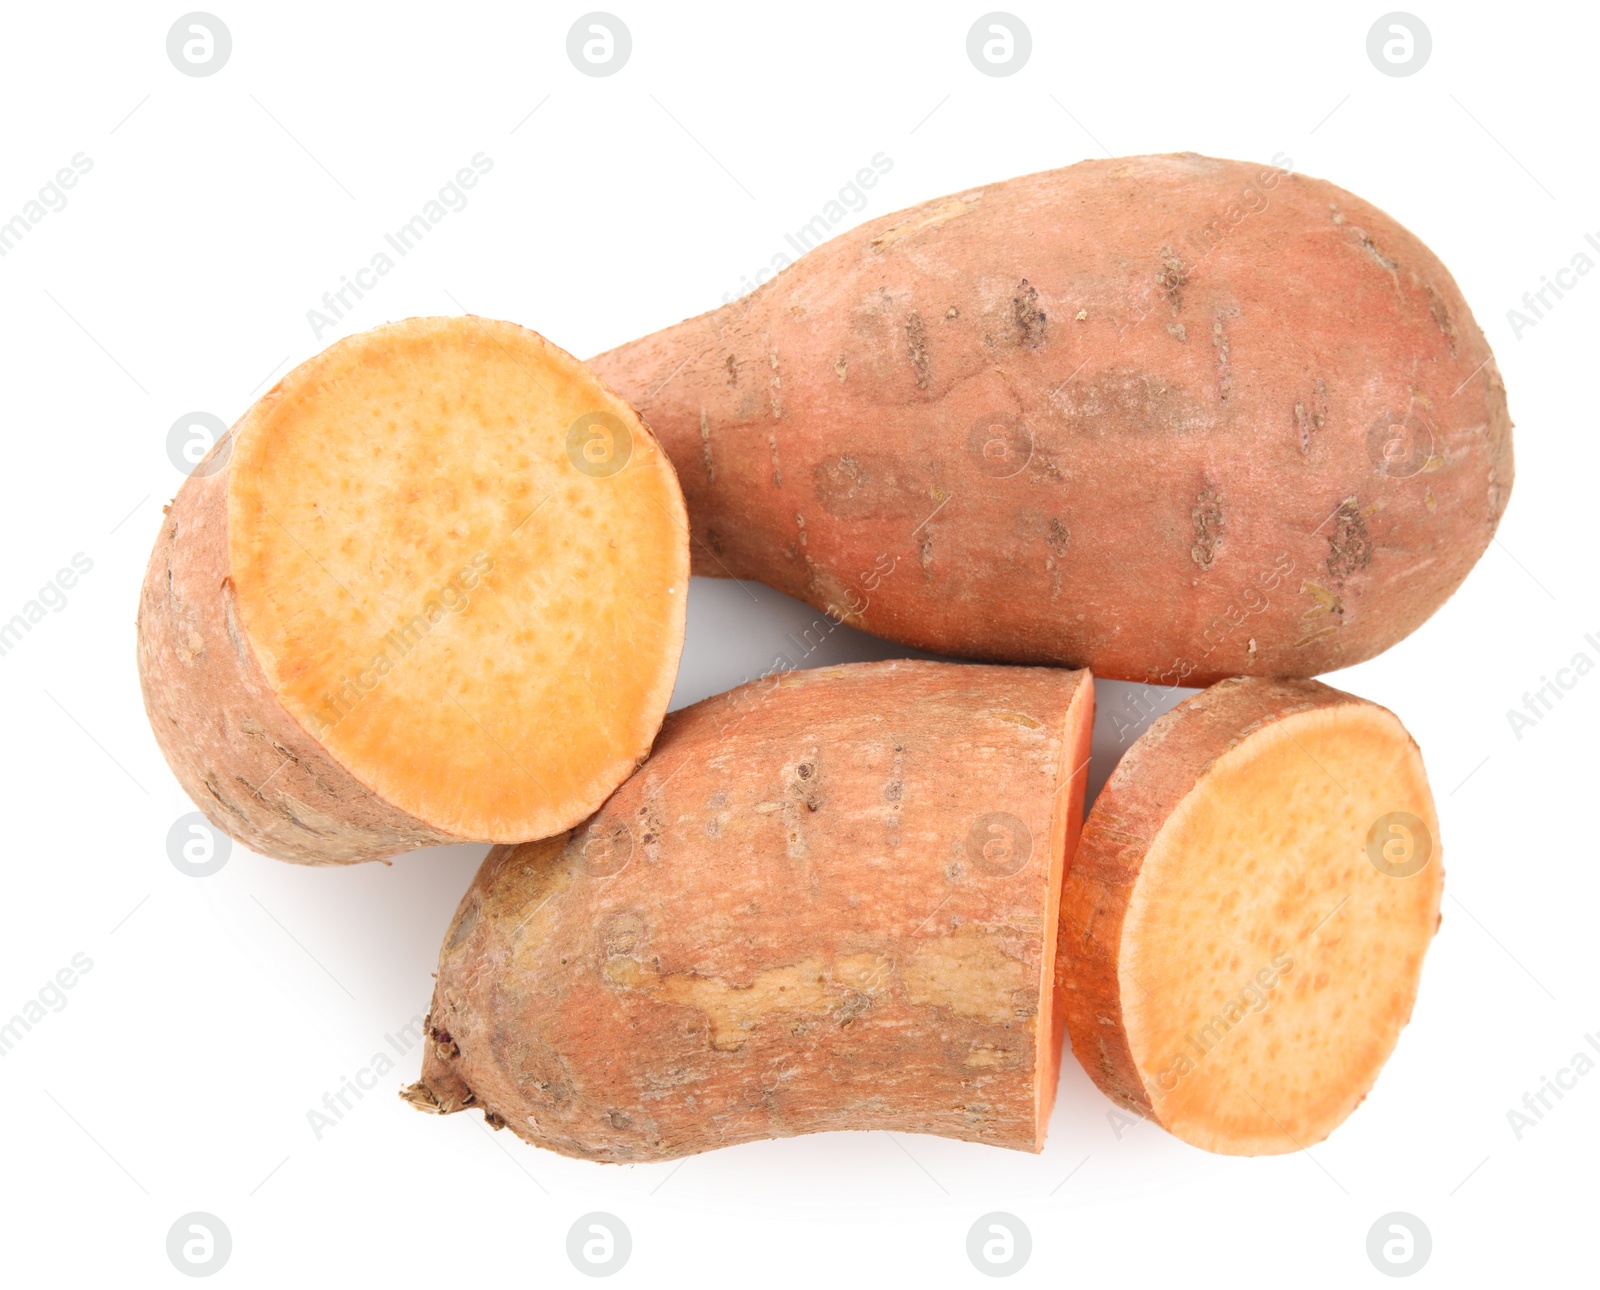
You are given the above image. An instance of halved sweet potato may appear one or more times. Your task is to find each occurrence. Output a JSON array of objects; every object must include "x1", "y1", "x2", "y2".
[
  {"x1": 408, "y1": 659, "x2": 1094, "y2": 1161},
  {"x1": 1058, "y1": 677, "x2": 1442, "y2": 1154},
  {"x1": 138, "y1": 316, "x2": 688, "y2": 863}
]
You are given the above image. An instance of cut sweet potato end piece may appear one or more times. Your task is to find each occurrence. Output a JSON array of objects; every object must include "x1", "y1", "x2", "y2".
[
  {"x1": 1120, "y1": 702, "x2": 1442, "y2": 1154},
  {"x1": 413, "y1": 662, "x2": 1095, "y2": 1160},
  {"x1": 226, "y1": 316, "x2": 688, "y2": 842}
]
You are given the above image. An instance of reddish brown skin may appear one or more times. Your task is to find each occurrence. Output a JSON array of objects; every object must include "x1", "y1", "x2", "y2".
[
  {"x1": 591, "y1": 154, "x2": 1513, "y2": 685},
  {"x1": 138, "y1": 439, "x2": 457, "y2": 865},
  {"x1": 411, "y1": 660, "x2": 1094, "y2": 1162}
]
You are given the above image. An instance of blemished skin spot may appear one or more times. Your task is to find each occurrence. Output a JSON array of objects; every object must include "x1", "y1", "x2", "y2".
[
  {"x1": 1013, "y1": 279, "x2": 1047, "y2": 349},
  {"x1": 1326, "y1": 500, "x2": 1374, "y2": 580},
  {"x1": 903, "y1": 925, "x2": 1031, "y2": 1024},
  {"x1": 604, "y1": 953, "x2": 897, "y2": 1051}
]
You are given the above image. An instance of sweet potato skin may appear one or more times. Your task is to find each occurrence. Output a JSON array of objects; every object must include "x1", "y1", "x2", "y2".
[
  {"x1": 413, "y1": 660, "x2": 1093, "y2": 1162},
  {"x1": 591, "y1": 153, "x2": 1513, "y2": 685},
  {"x1": 138, "y1": 434, "x2": 457, "y2": 864}
]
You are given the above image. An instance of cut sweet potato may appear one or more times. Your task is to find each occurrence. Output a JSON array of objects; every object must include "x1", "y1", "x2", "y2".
[
  {"x1": 1059, "y1": 677, "x2": 1442, "y2": 1154},
  {"x1": 138, "y1": 316, "x2": 688, "y2": 864},
  {"x1": 408, "y1": 659, "x2": 1094, "y2": 1161}
]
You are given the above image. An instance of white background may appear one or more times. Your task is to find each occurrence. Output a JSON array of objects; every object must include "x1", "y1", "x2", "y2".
[{"x1": 0, "y1": 1, "x2": 1594, "y2": 1284}]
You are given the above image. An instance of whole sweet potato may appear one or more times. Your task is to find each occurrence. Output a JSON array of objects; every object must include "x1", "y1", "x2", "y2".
[
  {"x1": 408, "y1": 659, "x2": 1094, "y2": 1161},
  {"x1": 591, "y1": 154, "x2": 1512, "y2": 685}
]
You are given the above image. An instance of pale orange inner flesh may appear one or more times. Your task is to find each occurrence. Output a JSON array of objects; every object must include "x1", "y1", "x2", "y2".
[
  {"x1": 1120, "y1": 705, "x2": 1442, "y2": 1154},
  {"x1": 227, "y1": 316, "x2": 688, "y2": 841}
]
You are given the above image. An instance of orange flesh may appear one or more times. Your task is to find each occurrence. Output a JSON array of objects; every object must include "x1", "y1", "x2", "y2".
[
  {"x1": 1120, "y1": 705, "x2": 1441, "y2": 1154},
  {"x1": 227, "y1": 317, "x2": 687, "y2": 842}
]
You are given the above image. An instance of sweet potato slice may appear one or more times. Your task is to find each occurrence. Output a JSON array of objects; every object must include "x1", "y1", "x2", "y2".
[
  {"x1": 138, "y1": 316, "x2": 688, "y2": 863},
  {"x1": 1059, "y1": 677, "x2": 1442, "y2": 1154},
  {"x1": 408, "y1": 659, "x2": 1094, "y2": 1161}
]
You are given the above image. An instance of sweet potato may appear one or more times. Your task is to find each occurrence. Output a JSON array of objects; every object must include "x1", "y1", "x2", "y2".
[
  {"x1": 406, "y1": 659, "x2": 1094, "y2": 1161},
  {"x1": 590, "y1": 153, "x2": 1513, "y2": 685},
  {"x1": 138, "y1": 316, "x2": 688, "y2": 864},
  {"x1": 1058, "y1": 676, "x2": 1442, "y2": 1154}
]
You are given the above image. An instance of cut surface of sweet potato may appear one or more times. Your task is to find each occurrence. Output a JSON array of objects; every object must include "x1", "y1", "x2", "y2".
[
  {"x1": 410, "y1": 659, "x2": 1094, "y2": 1161},
  {"x1": 1059, "y1": 677, "x2": 1442, "y2": 1154},
  {"x1": 139, "y1": 316, "x2": 688, "y2": 862}
]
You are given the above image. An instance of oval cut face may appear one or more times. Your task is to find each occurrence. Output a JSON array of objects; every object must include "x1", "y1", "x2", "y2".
[
  {"x1": 227, "y1": 316, "x2": 688, "y2": 841},
  {"x1": 1120, "y1": 701, "x2": 1442, "y2": 1154}
]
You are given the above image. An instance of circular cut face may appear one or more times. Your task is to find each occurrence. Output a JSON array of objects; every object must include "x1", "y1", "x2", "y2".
[
  {"x1": 226, "y1": 316, "x2": 687, "y2": 842},
  {"x1": 1119, "y1": 703, "x2": 1442, "y2": 1154}
]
